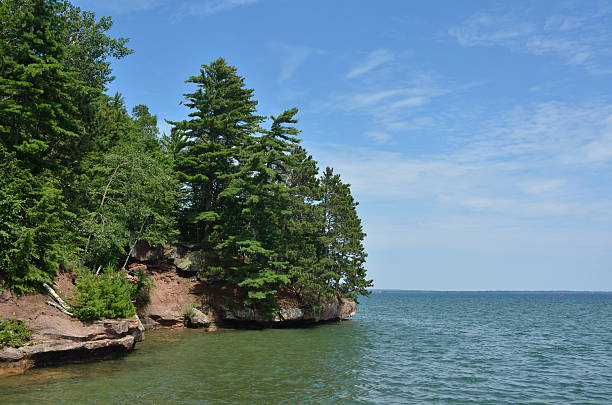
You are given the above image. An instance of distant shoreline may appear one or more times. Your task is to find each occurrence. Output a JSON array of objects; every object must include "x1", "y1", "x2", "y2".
[{"x1": 368, "y1": 289, "x2": 612, "y2": 293}]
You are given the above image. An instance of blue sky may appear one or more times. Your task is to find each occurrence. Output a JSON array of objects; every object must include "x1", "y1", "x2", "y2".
[{"x1": 73, "y1": 0, "x2": 612, "y2": 290}]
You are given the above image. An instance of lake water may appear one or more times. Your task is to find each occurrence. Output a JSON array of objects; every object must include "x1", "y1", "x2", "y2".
[{"x1": 1, "y1": 291, "x2": 611, "y2": 404}]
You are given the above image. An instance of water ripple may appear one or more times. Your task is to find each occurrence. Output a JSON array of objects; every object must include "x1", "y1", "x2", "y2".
[{"x1": 1, "y1": 292, "x2": 611, "y2": 404}]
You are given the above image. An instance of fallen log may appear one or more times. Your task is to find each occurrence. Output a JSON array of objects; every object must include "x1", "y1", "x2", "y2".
[{"x1": 42, "y1": 282, "x2": 69, "y2": 310}]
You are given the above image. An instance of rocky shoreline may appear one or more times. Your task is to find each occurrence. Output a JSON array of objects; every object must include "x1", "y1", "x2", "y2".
[{"x1": 0, "y1": 244, "x2": 357, "y2": 377}]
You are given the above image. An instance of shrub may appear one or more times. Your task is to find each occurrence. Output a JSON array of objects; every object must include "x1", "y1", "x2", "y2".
[
  {"x1": 71, "y1": 267, "x2": 136, "y2": 321},
  {"x1": 0, "y1": 318, "x2": 33, "y2": 348},
  {"x1": 131, "y1": 268, "x2": 154, "y2": 308}
]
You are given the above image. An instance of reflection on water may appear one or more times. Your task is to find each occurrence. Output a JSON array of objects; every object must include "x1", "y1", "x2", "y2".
[
  {"x1": 0, "y1": 322, "x2": 367, "y2": 404},
  {"x1": 1, "y1": 292, "x2": 612, "y2": 404}
]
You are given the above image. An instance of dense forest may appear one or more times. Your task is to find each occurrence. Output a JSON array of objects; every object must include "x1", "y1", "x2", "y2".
[{"x1": 0, "y1": 0, "x2": 372, "y2": 317}]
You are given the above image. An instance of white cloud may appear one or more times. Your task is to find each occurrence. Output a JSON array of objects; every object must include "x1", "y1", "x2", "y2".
[
  {"x1": 449, "y1": 10, "x2": 612, "y2": 73},
  {"x1": 343, "y1": 89, "x2": 406, "y2": 110},
  {"x1": 346, "y1": 49, "x2": 394, "y2": 79},
  {"x1": 526, "y1": 36, "x2": 592, "y2": 65},
  {"x1": 181, "y1": 0, "x2": 259, "y2": 16},
  {"x1": 448, "y1": 13, "x2": 535, "y2": 48},
  {"x1": 389, "y1": 96, "x2": 429, "y2": 109},
  {"x1": 268, "y1": 42, "x2": 322, "y2": 82},
  {"x1": 545, "y1": 15, "x2": 583, "y2": 31},
  {"x1": 520, "y1": 179, "x2": 564, "y2": 195},
  {"x1": 583, "y1": 114, "x2": 612, "y2": 162},
  {"x1": 309, "y1": 101, "x2": 612, "y2": 223},
  {"x1": 317, "y1": 72, "x2": 480, "y2": 142},
  {"x1": 365, "y1": 131, "x2": 393, "y2": 144}
]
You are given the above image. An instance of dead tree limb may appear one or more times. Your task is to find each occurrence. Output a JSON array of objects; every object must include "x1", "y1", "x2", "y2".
[
  {"x1": 46, "y1": 301, "x2": 74, "y2": 317},
  {"x1": 83, "y1": 161, "x2": 126, "y2": 257},
  {"x1": 42, "y1": 282, "x2": 69, "y2": 310},
  {"x1": 122, "y1": 219, "x2": 147, "y2": 270}
]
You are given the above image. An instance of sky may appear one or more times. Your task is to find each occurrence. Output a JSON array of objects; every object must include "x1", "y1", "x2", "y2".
[{"x1": 72, "y1": 0, "x2": 612, "y2": 291}]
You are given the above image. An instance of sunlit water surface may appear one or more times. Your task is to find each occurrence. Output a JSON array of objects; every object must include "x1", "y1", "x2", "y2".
[{"x1": 1, "y1": 291, "x2": 611, "y2": 404}]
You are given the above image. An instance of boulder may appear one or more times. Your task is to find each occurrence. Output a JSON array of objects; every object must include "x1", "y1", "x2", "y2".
[{"x1": 186, "y1": 308, "x2": 211, "y2": 328}]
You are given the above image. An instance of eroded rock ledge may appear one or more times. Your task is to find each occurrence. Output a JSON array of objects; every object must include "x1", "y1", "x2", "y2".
[
  {"x1": 0, "y1": 314, "x2": 144, "y2": 377},
  {"x1": 131, "y1": 242, "x2": 357, "y2": 330},
  {"x1": 0, "y1": 243, "x2": 357, "y2": 377}
]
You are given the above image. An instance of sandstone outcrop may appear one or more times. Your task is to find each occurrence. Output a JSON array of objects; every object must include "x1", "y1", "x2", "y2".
[
  {"x1": 0, "y1": 313, "x2": 143, "y2": 377},
  {"x1": 0, "y1": 273, "x2": 144, "y2": 377},
  {"x1": 220, "y1": 298, "x2": 356, "y2": 325},
  {"x1": 131, "y1": 242, "x2": 358, "y2": 329},
  {"x1": 1, "y1": 243, "x2": 358, "y2": 377}
]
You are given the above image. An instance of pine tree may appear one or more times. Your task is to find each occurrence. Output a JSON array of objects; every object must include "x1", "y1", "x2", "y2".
[
  {"x1": 214, "y1": 109, "x2": 304, "y2": 306},
  {"x1": 0, "y1": 0, "x2": 130, "y2": 293},
  {"x1": 319, "y1": 168, "x2": 372, "y2": 300},
  {"x1": 170, "y1": 58, "x2": 264, "y2": 256}
]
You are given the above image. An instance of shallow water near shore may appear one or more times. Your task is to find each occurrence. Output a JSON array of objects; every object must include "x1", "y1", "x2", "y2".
[{"x1": 1, "y1": 291, "x2": 612, "y2": 404}]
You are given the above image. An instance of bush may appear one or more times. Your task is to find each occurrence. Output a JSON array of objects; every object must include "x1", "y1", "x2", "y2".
[
  {"x1": 0, "y1": 318, "x2": 33, "y2": 348},
  {"x1": 71, "y1": 267, "x2": 136, "y2": 321},
  {"x1": 131, "y1": 268, "x2": 154, "y2": 308}
]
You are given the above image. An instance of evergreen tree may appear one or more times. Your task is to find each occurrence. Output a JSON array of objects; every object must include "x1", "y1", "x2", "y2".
[
  {"x1": 0, "y1": 145, "x2": 78, "y2": 293},
  {"x1": 0, "y1": 0, "x2": 130, "y2": 293},
  {"x1": 319, "y1": 167, "x2": 372, "y2": 300},
  {"x1": 170, "y1": 58, "x2": 264, "y2": 251},
  {"x1": 213, "y1": 109, "x2": 303, "y2": 306},
  {"x1": 0, "y1": 1, "x2": 373, "y2": 305}
]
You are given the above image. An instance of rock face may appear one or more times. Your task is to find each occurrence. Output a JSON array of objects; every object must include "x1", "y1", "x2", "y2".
[
  {"x1": 137, "y1": 267, "x2": 203, "y2": 329},
  {"x1": 220, "y1": 298, "x2": 357, "y2": 325},
  {"x1": 0, "y1": 272, "x2": 144, "y2": 377},
  {"x1": 0, "y1": 243, "x2": 359, "y2": 377},
  {"x1": 0, "y1": 315, "x2": 144, "y2": 377},
  {"x1": 131, "y1": 241, "x2": 358, "y2": 329}
]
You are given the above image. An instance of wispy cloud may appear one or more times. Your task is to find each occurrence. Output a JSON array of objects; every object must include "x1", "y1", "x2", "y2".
[
  {"x1": 79, "y1": 0, "x2": 259, "y2": 15},
  {"x1": 365, "y1": 131, "x2": 393, "y2": 144},
  {"x1": 449, "y1": 8, "x2": 612, "y2": 73},
  {"x1": 545, "y1": 14, "x2": 583, "y2": 31},
  {"x1": 449, "y1": 13, "x2": 535, "y2": 48},
  {"x1": 180, "y1": 0, "x2": 259, "y2": 16},
  {"x1": 583, "y1": 114, "x2": 612, "y2": 162},
  {"x1": 268, "y1": 42, "x2": 322, "y2": 82},
  {"x1": 318, "y1": 71, "x2": 480, "y2": 145},
  {"x1": 310, "y1": 100, "x2": 612, "y2": 223},
  {"x1": 520, "y1": 179, "x2": 565, "y2": 195},
  {"x1": 346, "y1": 49, "x2": 394, "y2": 79}
]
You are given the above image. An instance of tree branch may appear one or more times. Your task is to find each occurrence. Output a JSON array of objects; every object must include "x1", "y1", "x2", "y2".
[{"x1": 83, "y1": 161, "x2": 126, "y2": 257}]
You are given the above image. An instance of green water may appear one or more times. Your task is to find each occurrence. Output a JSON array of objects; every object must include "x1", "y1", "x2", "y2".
[{"x1": 1, "y1": 292, "x2": 612, "y2": 404}]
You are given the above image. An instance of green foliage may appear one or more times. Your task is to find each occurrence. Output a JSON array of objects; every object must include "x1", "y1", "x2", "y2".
[
  {"x1": 0, "y1": 318, "x2": 33, "y2": 348},
  {"x1": 0, "y1": 0, "x2": 372, "y2": 311},
  {"x1": 0, "y1": 0, "x2": 134, "y2": 294},
  {"x1": 80, "y1": 121, "x2": 179, "y2": 269},
  {"x1": 319, "y1": 167, "x2": 373, "y2": 300},
  {"x1": 131, "y1": 268, "x2": 154, "y2": 308},
  {"x1": 71, "y1": 267, "x2": 136, "y2": 321},
  {"x1": 0, "y1": 146, "x2": 79, "y2": 294},
  {"x1": 176, "y1": 59, "x2": 372, "y2": 309}
]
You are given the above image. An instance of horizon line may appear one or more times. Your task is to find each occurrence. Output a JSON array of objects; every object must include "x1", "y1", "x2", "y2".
[{"x1": 368, "y1": 289, "x2": 612, "y2": 293}]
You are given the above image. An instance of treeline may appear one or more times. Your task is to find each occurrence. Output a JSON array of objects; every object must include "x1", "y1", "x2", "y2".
[{"x1": 0, "y1": 0, "x2": 371, "y2": 313}]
